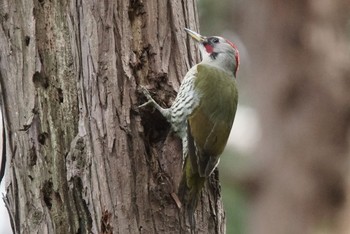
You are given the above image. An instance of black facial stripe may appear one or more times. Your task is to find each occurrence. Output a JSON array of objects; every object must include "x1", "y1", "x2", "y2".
[{"x1": 210, "y1": 52, "x2": 218, "y2": 59}]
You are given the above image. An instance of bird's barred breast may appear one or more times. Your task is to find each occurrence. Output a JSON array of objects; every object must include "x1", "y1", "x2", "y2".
[{"x1": 170, "y1": 66, "x2": 200, "y2": 137}]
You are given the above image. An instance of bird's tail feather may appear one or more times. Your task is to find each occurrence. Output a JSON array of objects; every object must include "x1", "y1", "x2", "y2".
[{"x1": 178, "y1": 156, "x2": 206, "y2": 230}]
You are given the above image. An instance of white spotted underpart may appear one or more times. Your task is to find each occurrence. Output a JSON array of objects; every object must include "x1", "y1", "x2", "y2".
[
  {"x1": 170, "y1": 66, "x2": 200, "y2": 139},
  {"x1": 169, "y1": 65, "x2": 201, "y2": 160}
]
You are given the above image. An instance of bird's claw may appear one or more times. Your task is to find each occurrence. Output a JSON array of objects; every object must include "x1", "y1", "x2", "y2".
[
  {"x1": 138, "y1": 86, "x2": 155, "y2": 108},
  {"x1": 140, "y1": 86, "x2": 153, "y2": 99},
  {"x1": 138, "y1": 100, "x2": 153, "y2": 108}
]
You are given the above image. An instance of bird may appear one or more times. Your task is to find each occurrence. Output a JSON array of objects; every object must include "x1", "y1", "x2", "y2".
[{"x1": 139, "y1": 28, "x2": 239, "y2": 228}]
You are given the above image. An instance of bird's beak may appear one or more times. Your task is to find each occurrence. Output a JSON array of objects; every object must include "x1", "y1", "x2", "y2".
[{"x1": 184, "y1": 28, "x2": 206, "y2": 43}]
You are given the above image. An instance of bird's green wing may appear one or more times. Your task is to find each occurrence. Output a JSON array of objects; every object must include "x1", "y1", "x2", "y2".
[{"x1": 188, "y1": 64, "x2": 238, "y2": 177}]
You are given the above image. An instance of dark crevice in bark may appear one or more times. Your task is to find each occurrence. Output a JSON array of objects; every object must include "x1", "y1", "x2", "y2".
[
  {"x1": 126, "y1": 132, "x2": 141, "y2": 231},
  {"x1": 72, "y1": 176, "x2": 93, "y2": 234}
]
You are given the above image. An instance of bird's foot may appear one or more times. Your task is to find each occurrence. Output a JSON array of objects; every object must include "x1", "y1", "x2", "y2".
[
  {"x1": 138, "y1": 86, "x2": 171, "y2": 120},
  {"x1": 138, "y1": 86, "x2": 157, "y2": 108}
]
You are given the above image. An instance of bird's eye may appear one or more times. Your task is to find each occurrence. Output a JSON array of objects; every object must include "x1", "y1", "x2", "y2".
[{"x1": 212, "y1": 38, "x2": 219, "y2": 43}]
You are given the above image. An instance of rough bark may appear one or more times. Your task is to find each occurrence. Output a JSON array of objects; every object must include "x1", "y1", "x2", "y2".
[
  {"x1": 0, "y1": 0, "x2": 225, "y2": 233},
  {"x1": 237, "y1": 1, "x2": 350, "y2": 234}
]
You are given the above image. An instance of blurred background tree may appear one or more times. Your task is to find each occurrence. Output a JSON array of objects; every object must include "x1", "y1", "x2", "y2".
[{"x1": 198, "y1": 0, "x2": 350, "y2": 234}]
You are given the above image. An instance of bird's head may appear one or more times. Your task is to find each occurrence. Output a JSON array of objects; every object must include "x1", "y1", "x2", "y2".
[{"x1": 185, "y1": 28, "x2": 240, "y2": 77}]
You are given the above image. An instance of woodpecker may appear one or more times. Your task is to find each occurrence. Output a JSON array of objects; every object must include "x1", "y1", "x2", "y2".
[{"x1": 140, "y1": 28, "x2": 239, "y2": 226}]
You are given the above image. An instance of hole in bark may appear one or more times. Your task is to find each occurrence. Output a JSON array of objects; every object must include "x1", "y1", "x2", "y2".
[
  {"x1": 33, "y1": 71, "x2": 49, "y2": 89},
  {"x1": 101, "y1": 209, "x2": 113, "y2": 233},
  {"x1": 128, "y1": 0, "x2": 145, "y2": 21},
  {"x1": 138, "y1": 89, "x2": 171, "y2": 145},
  {"x1": 28, "y1": 146, "x2": 37, "y2": 167},
  {"x1": 57, "y1": 88, "x2": 64, "y2": 103},
  {"x1": 42, "y1": 180, "x2": 53, "y2": 209},
  {"x1": 24, "y1": 36, "x2": 30, "y2": 46},
  {"x1": 140, "y1": 107, "x2": 170, "y2": 144},
  {"x1": 38, "y1": 132, "x2": 48, "y2": 145}
]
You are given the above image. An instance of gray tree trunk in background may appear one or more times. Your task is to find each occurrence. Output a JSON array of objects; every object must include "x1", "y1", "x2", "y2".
[
  {"x1": 237, "y1": 1, "x2": 350, "y2": 234},
  {"x1": 0, "y1": 1, "x2": 225, "y2": 233}
]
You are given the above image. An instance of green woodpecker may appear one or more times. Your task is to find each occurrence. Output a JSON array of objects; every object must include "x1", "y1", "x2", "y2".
[{"x1": 140, "y1": 28, "x2": 239, "y2": 225}]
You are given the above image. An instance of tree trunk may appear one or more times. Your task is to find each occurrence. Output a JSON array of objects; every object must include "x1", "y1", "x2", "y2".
[
  {"x1": 237, "y1": 1, "x2": 350, "y2": 234},
  {"x1": 0, "y1": 0, "x2": 225, "y2": 233}
]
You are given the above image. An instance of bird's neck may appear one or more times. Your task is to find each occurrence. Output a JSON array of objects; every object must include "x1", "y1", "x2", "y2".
[{"x1": 201, "y1": 53, "x2": 236, "y2": 77}]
